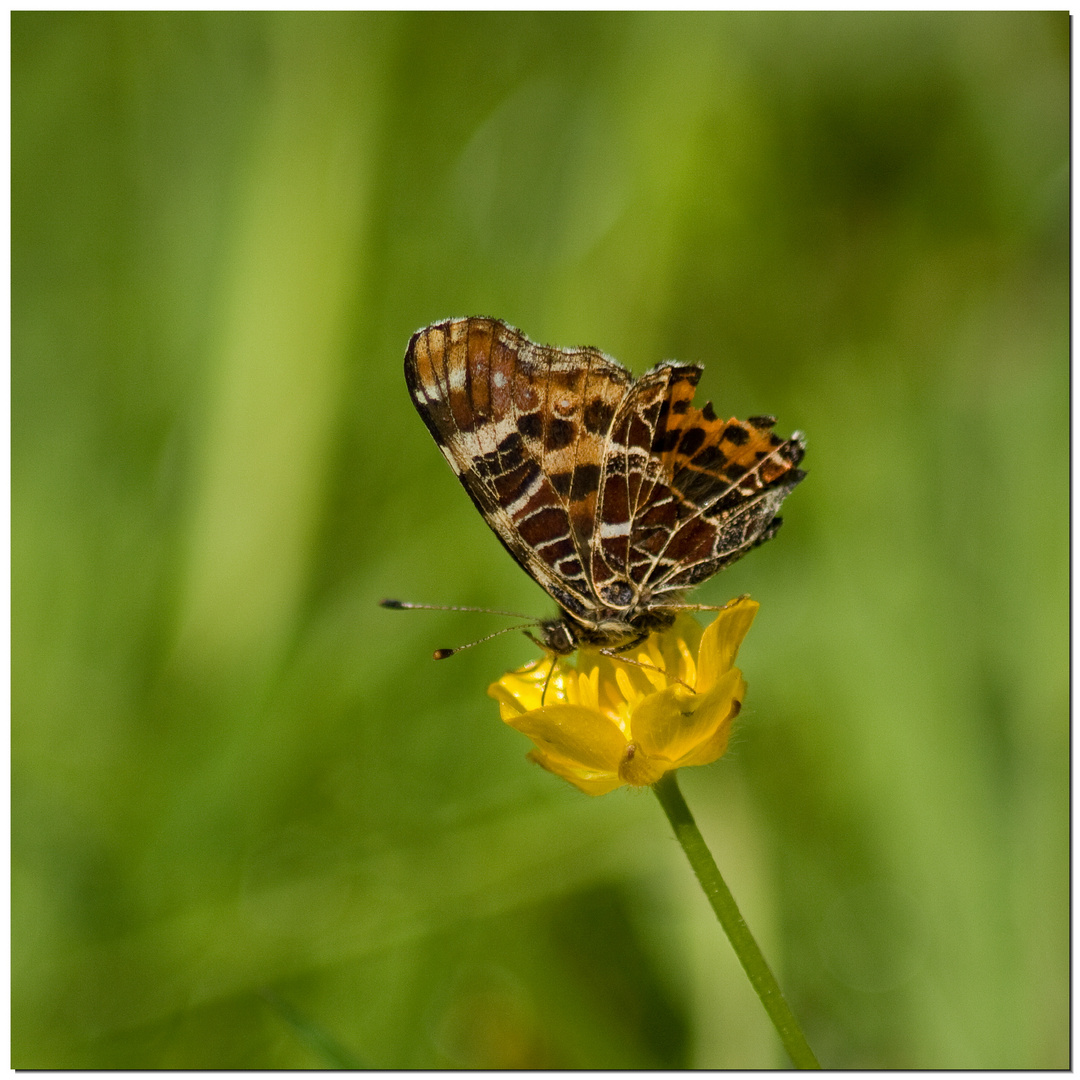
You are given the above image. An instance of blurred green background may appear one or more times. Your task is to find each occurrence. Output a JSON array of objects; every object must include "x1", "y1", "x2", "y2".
[{"x1": 13, "y1": 11, "x2": 1068, "y2": 1069}]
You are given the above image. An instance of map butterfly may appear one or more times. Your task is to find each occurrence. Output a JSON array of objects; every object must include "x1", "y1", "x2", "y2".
[{"x1": 399, "y1": 317, "x2": 805, "y2": 655}]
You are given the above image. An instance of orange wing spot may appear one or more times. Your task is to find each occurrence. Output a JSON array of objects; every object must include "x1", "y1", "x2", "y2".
[
  {"x1": 719, "y1": 421, "x2": 779, "y2": 466},
  {"x1": 718, "y1": 421, "x2": 796, "y2": 483},
  {"x1": 467, "y1": 321, "x2": 495, "y2": 416},
  {"x1": 659, "y1": 406, "x2": 799, "y2": 504},
  {"x1": 657, "y1": 403, "x2": 731, "y2": 475},
  {"x1": 411, "y1": 328, "x2": 439, "y2": 389}
]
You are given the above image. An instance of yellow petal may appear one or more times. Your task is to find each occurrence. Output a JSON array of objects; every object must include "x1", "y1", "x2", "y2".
[
  {"x1": 670, "y1": 675, "x2": 746, "y2": 768},
  {"x1": 696, "y1": 598, "x2": 759, "y2": 693},
  {"x1": 613, "y1": 665, "x2": 642, "y2": 708},
  {"x1": 488, "y1": 672, "x2": 541, "y2": 712},
  {"x1": 628, "y1": 686, "x2": 695, "y2": 756},
  {"x1": 672, "y1": 633, "x2": 698, "y2": 689},
  {"x1": 527, "y1": 749, "x2": 623, "y2": 796},
  {"x1": 631, "y1": 667, "x2": 744, "y2": 763},
  {"x1": 506, "y1": 704, "x2": 627, "y2": 773},
  {"x1": 658, "y1": 613, "x2": 704, "y2": 675},
  {"x1": 488, "y1": 680, "x2": 530, "y2": 719}
]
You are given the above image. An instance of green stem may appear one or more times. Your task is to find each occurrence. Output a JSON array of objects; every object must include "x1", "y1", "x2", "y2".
[{"x1": 652, "y1": 770, "x2": 821, "y2": 1069}]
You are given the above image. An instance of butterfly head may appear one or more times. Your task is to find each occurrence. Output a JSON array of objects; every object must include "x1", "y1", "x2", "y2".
[
  {"x1": 529, "y1": 602, "x2": 680, "y2": 656},
  {"x1": 529, "y1": 618, "x2": 579, "y2": 656}
]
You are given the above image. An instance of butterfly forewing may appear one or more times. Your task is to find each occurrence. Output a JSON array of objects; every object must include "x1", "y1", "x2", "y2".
[{"x1": 404, "y1": 318, "x2": 633, "y2": 624}]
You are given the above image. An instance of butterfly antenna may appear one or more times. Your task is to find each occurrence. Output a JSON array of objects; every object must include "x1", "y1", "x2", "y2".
[
  {"x1": 431, "y1": 623, "x2": 543, "y2": 660},
  {"x1": 380, "y1": 599, "x2": 535, "y2": 619}
]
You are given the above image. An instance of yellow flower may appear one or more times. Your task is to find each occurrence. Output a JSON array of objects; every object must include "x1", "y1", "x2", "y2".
[{"x1": 488, "y1": 597, "x2": 759, "y2": 795}]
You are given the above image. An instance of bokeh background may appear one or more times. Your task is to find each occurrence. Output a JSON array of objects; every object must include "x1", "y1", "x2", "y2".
[{"x1": 13, "y1": 11, "x2": 1068, "y2": 1069}]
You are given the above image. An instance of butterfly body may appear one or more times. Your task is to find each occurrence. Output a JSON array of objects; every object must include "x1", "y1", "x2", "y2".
[{"x1": 404, "y1": 317, "x2": 805, "y2": 655}]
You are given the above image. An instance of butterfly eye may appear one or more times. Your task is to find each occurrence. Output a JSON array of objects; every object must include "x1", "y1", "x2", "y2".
[{"x1": 537, "y1": 620, "x2": 576, "y2": 655}]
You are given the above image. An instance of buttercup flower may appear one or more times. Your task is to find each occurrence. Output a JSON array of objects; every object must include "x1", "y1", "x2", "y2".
[{"x1": 488, "y1": 597, "x2": 759, "y2": 795}]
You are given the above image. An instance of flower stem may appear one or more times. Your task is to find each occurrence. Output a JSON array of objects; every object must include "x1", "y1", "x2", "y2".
[{"x1": 652, "y1": 770, "x2": 821, "y2": 1069}]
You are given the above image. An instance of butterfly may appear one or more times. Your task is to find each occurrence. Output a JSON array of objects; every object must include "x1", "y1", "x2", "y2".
[{"x1": 399, "y1": 317, "x2": 805, "y2": 655}]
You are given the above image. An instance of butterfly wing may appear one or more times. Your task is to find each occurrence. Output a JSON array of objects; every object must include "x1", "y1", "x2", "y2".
[
  {"x1": 404, "y1": 317, "x2": 632, "y2": 626},
  {"x1": 593, "y1": 363, "x2": 805, "y2": 604}
]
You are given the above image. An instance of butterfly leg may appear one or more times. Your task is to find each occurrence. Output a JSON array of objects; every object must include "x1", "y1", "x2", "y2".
[{"x1": 596, "y1": 648, "x2": 694, "y2": 692}]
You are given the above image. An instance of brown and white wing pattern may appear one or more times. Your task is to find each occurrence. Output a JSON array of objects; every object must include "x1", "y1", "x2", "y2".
[
  {"x1": 593, "y1": 367, "x2": 805, "y2": 608},
  {"x1": 404, "y1": 317, "x2": 632, "y2": 625},
  {"x1": 404, "y1": 316, "x2": 805, "y2": 650}
]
